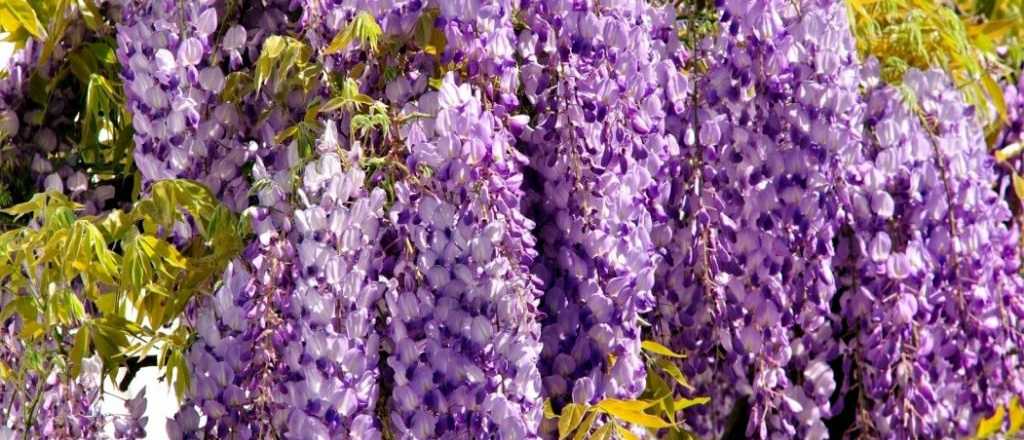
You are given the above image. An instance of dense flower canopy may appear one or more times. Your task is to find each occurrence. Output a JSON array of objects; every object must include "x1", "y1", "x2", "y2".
[{"x1": 1, "y1": 0, "x2": 1024, "y2": 439}]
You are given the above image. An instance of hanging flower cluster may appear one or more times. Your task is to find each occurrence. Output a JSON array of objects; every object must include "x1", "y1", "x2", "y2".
[{"x1": 2, "y1": 0, "x2": 1024, "y2": 439}]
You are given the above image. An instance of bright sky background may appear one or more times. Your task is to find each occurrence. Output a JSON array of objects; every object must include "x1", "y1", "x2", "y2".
[{"x1": 101, "y1": 367, "x2": 177, "y2": 439}]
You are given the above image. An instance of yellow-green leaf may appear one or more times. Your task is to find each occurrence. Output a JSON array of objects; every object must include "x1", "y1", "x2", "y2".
[
  {"x1": 69, "y1": 325, "x2": 90, "y2": 377},
  {"x1": 77, "y1": 0, "x2": 105, "y2": 31},
  {"x1": 642, "y1": 340, "x2": 686, "y2": 358},
  {"x1": 662, "y1": 393, "x2": 676, "y2": 425},
  {"x1": 645, "y1": 362, "x2": 672, "y2": 400},
  {"x1": 1010, "y1": 396, "x2": 1024, "y2": 435},
  {"x1": 674, "y1": 396, "x2": 710, "y2": 410},
  {"x1": 573, "y1": 411, "x2": 598, "y2": 440},
  {"x1": 595, "y1": 399, "x2": 657, "y2": 413},
  {"x1": 596, "y1": 400, "x2": 672, "y2": 429},
  {"x1": 262, "y1": 35, "x2": 286, "y2": 59},
  {"x1": 982, "y1": 73, "x2": 1006, "y2": 126},
  {"x1": 1013, "y1": 173, "x2": 1024, "y2": 204},
  {"x1": 558, "y1": 403, "x2": 585, "y2": 439},
  {"x1": 656, "y1": 357, "x2": 695, "y2": 391},
  {"x1": 0, "y1": 295, "x2": 35, "y2": 322},
  {"x1": 325, "y1": 12, "x2": 381, "y2": 54},
  {"x1": 591, "y1": 423, "x2": 614, "y2": 440},
  {"x1": 977, "y1": 405, "x2": 1004, "y2": 438},
  {"x1": 544, "y1": 399, "x2": 557, "y2": 419},
  {"x1": 324, "y1": 24, "x2": 356, "y2": 55},
  {"x1": 615, "y1": 424, "x2": 640, "y2": 440},
  {"x1": 967, "y1": 19, "x2": 1016, "y2": 41},
  {"x1": 996, "y1": 142, "x2": 1024, "y2": 163},
  {"x1": 1, "y1": 0, "x2": 45, "y2": 40},
  {"x1": 2, "y1": 192, "x2": 47, "y2": 217},
  {"x1": 0, "y1": 8, "x2": 22, "y2": 34}
]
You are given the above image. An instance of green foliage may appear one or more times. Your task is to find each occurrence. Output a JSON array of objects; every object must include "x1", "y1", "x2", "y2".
[
  {"x1": 545, "y1": 341, "x2": 708, "y2": 439},
  {"x1": 324, "y1": 11, "x2": 383, "y2": 55},
  {"x1": 0, "y1": 0, "x2": 47, "y2": 43},
  {"x1": 0, "y1": 0, "x2": 131, "y2": 213},
  {"x1": 0, "y1": 180, "x2": 248, "y2": 401},
  {"x1": 976, "y1": 396, "x2": 1024, "y2": 439},
  {"x1": 253, "y1": 35, "x2": 318, "y2": 96},
  {"x1": 238, "y1": 11, "x2": 424, "y2": 208},
  {"x1": 846, "y1": 0, "x2": 1023, "y2": 135},
  {"x1": 72, "y1": 41, "x2": 135, "y2": 177}
]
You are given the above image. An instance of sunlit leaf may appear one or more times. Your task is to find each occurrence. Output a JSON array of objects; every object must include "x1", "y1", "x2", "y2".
[
  {"x1": 69, "y1": 325, "x2": 90, "y2": 377},
  {"x1": 558, "y1": 403, "x2": 585, "y2": 439},
  {"x1": 325, "y1": 11, "x2": 382, "y2": 54},
  {"x1": 977, "y1": 405, "x2": 1005, "y2": 438},
  {"x1": 615, "y1": 424, "x2": 640, "y2": 440},
  {"x1": 596, "y1": 399, "x2": 672, "y2": 429},
  {"x1": 1012, "y1": 173, "x2": 1024, "y2": 204},
  {"x1": 0, "y1": 295, "x2": 35, "y2": 322},
  {"x1": 1010, "y1": 396, "x2": 1024, "y2": 435},
  {"x1": 1, "y1": 0, "x2": 46, "y2": 40},
  {"x1": 641, "y1": 340, "x2": 686, "y2": 358},
  {"x1": 544, "y1": 399, "x2": 557, "y2": 419},
  {"x1": 591, "y1": 423, "x2": 614, "y2": 440},
  {"x1": 656, "y1": 357, "x2": 695, "y2": 391},
  {"x1": 673, "y1": 396, "x2": 710, "y2": 410},
  {"x1": 573, "y1": 411, "x2": 598, "y2": 440}
]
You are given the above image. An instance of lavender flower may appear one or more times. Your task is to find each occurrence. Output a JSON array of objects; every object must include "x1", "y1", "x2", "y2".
[{"x1": 385, "y1": 73, "x2": 543, "y2": 439}]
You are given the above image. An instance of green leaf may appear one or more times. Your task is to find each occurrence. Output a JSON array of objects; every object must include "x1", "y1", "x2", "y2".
[
  {"x1": 414, "y1": 8, "x2": 446, "y2": 55},
  {"x1": 86, "y1": 41, "x2": 117, "y2": 66},
  {"x1": 69, "y1": 325, "x2": 90, "y2": 377},
  {"x1": 615, "y1": 424, "x2": 640, "y2": 440},
  {"x1": 324, "y1": 11, "x2": 382, "y2": 54},
  {"x1": 644, "y1": 362, "x2": 672, "y2": 401},
  {"x1": 996, "y1": 142, "x2": 1024, "y2": 163},
  {"x1": 27, "y1": 71, "x2": 48, "y2": 105},
  {"x1": 974, "y1": 0, "x2": 997, "y2": 18},
  {"x1": 977, "y1": 405, "x2": 1005, "y2": 438},
  {"x1": 262, "y1": 35, "x2": 286, "y2": 59},
  {"x1": 0, "y1": 8, "x2": 22, "y2": 34},
  {"x1": 981, "y1": 73, "x2": 1007, "y2": 126},
  {"x1": 0, "y1": 295, "x2": 36, "y2": 322},
  {"x1": 169, "y1": 350, "x2": 190, "y2": 401},
  {"x1": 1013, "y1": 173, "x2": 1024, "y2": 204},
  {"x1": 642, "y1": 340, "x2": 686, "y2": 358},
  {"x1": 64, "y1": 289, "x2": 86, "y2": 321},
  {"x1": 656, "y1": 357, "x2": 694, "y2": 391},
  {"x1": 572, "y1": 410, "x2": 598, "y2": 440},
  {"x1": 594, "y1": 399, "x2": 657, "y2": 413},
  {"x1": 662, "y1": 393, "x2": 676, "y2": 425},
  {"x1": 77, "y1": 0, "x2": 106, "y2": 31},
  {"x1": 68, "y1": 48, "x2": 99, "y2": 83},
  {"x1": 673, "y1": 396, "x2": 710, "y2": 410},
  {"x1": 1010, "y1": 396, "x2": 1024, "y2": 435},
  {"x1": 543, "y1": 399, "x2": 557, "y2": 419},
  {"x1": 1, "y1": 0, "x2": 46, "y2": 40},
  {"x1": 595, "y1": 399, "x2": 672, "y2": 429},
  {"x1": 591, "y1": 423, "x2": 614, "y2": 440},
  {"x1": 222, "y1": 71, "x2": 252, "y2": 103},
  {"x1": 2, "y1": 192, "x2": 47, "y2": 217},
  {"x1": 274, "y1": 124, "x2": 300, "y2": 145},
  {"x1": 558, "y1": 403, "x2": 585, "y2": 439},
  {"x1": 137, "y1": 235, "x2": 187, "y2": 270}
]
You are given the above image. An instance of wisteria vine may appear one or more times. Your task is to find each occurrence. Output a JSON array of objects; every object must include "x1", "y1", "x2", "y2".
[{"x1": 2, "y1": 0, "x2": 1024, "y2": 439}]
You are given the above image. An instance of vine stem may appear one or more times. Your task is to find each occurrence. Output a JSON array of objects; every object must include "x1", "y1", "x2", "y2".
[{"x1": 22, "y1": 373, "x2": 45, "y2": 440}]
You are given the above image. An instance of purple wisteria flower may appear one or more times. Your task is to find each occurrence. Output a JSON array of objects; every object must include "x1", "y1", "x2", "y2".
[
  {"x1": 512, "y1": 2, "x2": 684, "y2": 431},
  {"x1": 385, "y1": 73, "x2": 543, "y2": 439},
  {"x1": 835, "y1": 64, "x2": 1024, "y2": 439},
  {"x1": 653, "y1": 1, "x2": 861, "y2": 437},
  {"x1": 117, "y1": 0, "x2": 250, "y2": 210}
]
